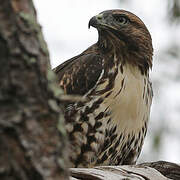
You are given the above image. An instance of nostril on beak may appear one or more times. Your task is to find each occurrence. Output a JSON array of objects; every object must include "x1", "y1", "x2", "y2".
[{"x1": 96, "y1": 14, "x2": 103, "y2": 20}]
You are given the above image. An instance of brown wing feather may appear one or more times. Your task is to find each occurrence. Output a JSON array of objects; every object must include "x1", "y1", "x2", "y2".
[{"x1": 53, "y1": 52, "x2": 104, "y2": 95}]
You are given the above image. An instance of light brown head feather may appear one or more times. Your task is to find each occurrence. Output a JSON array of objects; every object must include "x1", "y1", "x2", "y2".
[{"x1": 89, "y1": 9, "x2": 153, "y2": 74}]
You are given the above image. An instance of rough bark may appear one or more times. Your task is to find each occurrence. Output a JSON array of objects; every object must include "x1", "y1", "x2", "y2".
[
  {"x1": 70, "y1": 161, "x2": 180, "y2": 180},
  {"x1": 0, "y1": 0, "x2": 68, "y2": 179}
]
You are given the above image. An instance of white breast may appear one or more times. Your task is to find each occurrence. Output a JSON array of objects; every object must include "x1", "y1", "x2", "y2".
[{"x1": 100, "y1": 63, "x2": 151, "y2": 134}]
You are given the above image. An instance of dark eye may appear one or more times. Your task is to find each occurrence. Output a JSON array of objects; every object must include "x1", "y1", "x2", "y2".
[{"x1": 113, "y1": 16, "x2": 129, "y2": 24}]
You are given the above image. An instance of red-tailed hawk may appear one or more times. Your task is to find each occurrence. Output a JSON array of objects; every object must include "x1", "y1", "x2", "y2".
[{"x1": 54, "y1": 9, "x2": 153, "y2": 167}]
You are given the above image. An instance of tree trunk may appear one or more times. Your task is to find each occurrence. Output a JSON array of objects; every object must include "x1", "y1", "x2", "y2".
[{"x1": 0, "y1": 0, "x2": 69, "y2": 179}]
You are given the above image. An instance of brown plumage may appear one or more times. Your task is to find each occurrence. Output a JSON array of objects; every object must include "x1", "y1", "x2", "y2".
[{"x1": 54, "y1": 9, "x2": 153, "y2": 167}]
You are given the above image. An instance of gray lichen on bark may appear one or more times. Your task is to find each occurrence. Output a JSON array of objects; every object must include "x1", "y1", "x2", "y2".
[{"x1": 0, "y1": 0, "x2": 69, "y2": 179}]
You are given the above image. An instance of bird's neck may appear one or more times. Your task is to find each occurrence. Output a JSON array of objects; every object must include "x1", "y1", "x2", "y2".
[
  {"x1": 97, "y1": 30, "x2": 152, "y2": 75},
  {"x1": 97, "y1": 30, "x2": 123, "y2": 54}
]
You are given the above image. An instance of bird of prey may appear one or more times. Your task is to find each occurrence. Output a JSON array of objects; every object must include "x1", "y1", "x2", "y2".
[{"x1": 54, "y1": 9, "x2": 153, "y2": 168}]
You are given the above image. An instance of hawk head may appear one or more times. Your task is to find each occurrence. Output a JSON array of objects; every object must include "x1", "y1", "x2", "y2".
[{"x1": 89, "y1": 10, "x2": 153, "y2": 73}]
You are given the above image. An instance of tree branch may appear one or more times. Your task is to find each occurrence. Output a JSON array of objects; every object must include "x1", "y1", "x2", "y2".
[{"x1": 70, "y1": 161, "x2": 180, "y2": 180}]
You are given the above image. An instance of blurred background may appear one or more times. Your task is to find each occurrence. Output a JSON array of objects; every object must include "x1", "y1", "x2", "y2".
[{"x1": 33, "y1": 0, "x2": 180, "y2": 163}]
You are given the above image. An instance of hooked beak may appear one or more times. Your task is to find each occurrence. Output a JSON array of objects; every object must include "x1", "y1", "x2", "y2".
[
  {"x1": 88, "y1": 13, "x2": 116, "y2": 31},
  {"x1": 88, "y1": 14, "x2": 103, "y2": 29}
]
